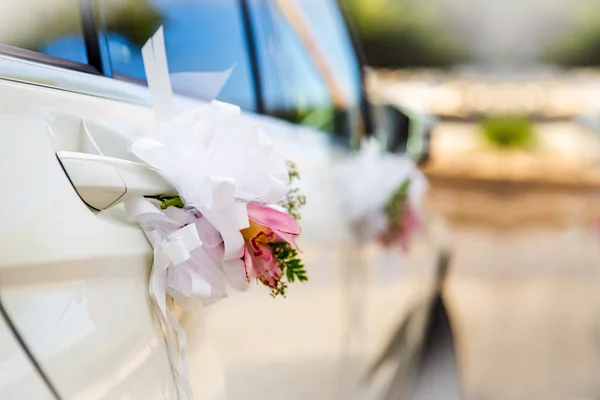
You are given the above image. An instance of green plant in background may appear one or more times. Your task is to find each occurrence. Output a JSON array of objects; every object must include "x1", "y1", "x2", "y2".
[
  {"x1": 344, "y1": 0, "x2": 471, "y2": 67},
  {"x1": 98, "y1": 0, "x2": 163, "y2": 48},
  {"x1": 480, "y1": 115, "x2": 536, "y2": 150},
  {"x1": 543, "y1": 2, "x2": 600, "y2": 66},
  {"x1": 6, "y1": 0, "x2": 162, "y2": 54}
]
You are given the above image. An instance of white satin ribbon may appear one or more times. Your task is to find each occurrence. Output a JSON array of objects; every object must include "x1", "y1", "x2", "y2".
[
  {"x1": 125, "y1": 198, "x2": 198, "y2": 400},
  {"x1": 163, "y1": 223, "x2": 203, "y2": 265},
  {"x1": 142, "y1": 26, "x2": 174, "y2": 122},
  {"x1": 170, "y1": 66, "x2": 234, "y2": 101}
]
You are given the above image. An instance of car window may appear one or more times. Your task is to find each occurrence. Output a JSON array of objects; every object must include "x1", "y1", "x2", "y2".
[
  {"x1": 295, "y1": 0, "x2": 362, "y2": 109},
  {"x1": 248, "y1": 0, "x2": 363, "y2": 141},
  {"x1": 97, "y1": 0, "x2": 256, "y2": 111},
  {"x1": 0, "y1": 0, "x2": 88, "y2": 64}
]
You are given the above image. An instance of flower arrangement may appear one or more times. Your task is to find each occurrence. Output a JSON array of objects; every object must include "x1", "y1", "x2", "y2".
[
  {"x1": 379, "y1": 179, "x2": 422, "y2": 251},
  {"x1": 337, "y1": 138, "x2": 427, "y2": 252},
  {"x1": 241, "y1": 163, "x2": 307, "y2": 297},
  {"x1": 143, "y1": 158, "x2": 307, "y2": 299},
  {"x1": 123, "y1": 28, "x2": 307, "y2": 398}
]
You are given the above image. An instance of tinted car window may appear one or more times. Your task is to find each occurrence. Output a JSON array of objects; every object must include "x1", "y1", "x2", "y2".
[
  {"x1": 97, "y1": 0, "x2": 256, "y2": 110},
  {"x1": 0, "y1": 0, "x2": 88, "y2": 64},
  {"x1": 249, "y1": 0, "x2": 363, "y2": 141}
]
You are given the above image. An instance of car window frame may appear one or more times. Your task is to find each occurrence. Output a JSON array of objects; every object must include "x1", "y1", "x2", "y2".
[
  {"x1": 245, "y1": 0, "x2": 370, "y2": 147},
  {"x1": 0, "y1": 0, "x2": 371, "y2": 134},
  {"x1": 0, "y1": 0, "x2": 104, "y2": 75}
]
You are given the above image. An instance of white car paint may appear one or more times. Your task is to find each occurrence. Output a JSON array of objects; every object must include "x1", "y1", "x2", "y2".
[
  {"x1": 0, "y1": 54, "x2": 447, "y2": 399},
  {"x1": 0, "y1": 310, "x2": 56, "y2": 399}
]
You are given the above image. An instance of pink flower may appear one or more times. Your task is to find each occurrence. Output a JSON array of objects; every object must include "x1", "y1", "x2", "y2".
[
  {"x1": 378, "y1": 206, "x2": 421, "y2": 252},
  {"x1": 396, "y1": 206, "x2": 421, "y2": 252},
  {"x1": 241, "y1": 203, "x2": 301, "y2": 288}
]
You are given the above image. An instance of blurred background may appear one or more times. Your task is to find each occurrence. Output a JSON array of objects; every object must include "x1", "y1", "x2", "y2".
[{"x1": 346, "y1": 0, "x2": 600, "y2": 399}]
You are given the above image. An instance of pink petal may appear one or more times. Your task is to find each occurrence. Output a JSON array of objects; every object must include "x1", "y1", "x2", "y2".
[
  {"x1": 247, "y1": 203, "x2": 300, "y2": 235},
  {"x1": 254, "y1": 255, "x2": 282, "y2": 289},
  {"x1": 274, "y1": 231, "x2": 301, "y2": 252},
  {"x1": 243, "y1": 246, "x2": 255, "y2": 282},
  {"x1": 243, "y1": 242, "x2": 282, "y2": 289},
  {"x1": 403, "y1": 207, "x2": 421, "y2": 232}
]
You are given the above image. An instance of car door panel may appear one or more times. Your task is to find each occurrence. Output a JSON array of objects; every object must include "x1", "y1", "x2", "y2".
[
  {"x1": 0, "y1": 73, "x2": 228, "y2": 399},
  {"x1": 0, "y1": 309, "x2": 57, "y2": 399},
  {"x1": 0, "y1": 65, "x2": 361, "y2": 399}
]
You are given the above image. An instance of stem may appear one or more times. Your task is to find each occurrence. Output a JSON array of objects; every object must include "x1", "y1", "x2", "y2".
[
  {"x1": 145, "y1": 195, "x2": 185, "y2": 209},
  {"x1": 160, "y1": 197, "x2": 185, "y2": 209}
]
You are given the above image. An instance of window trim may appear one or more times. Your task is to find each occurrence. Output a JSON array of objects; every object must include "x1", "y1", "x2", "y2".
[
  {"x1": 0, "y1": 43, "x2": 99, "y2": 75},
  {"x1": 335, "y1": 0, "x2": 374, "y2": 137},
  {"x1": 239, "y1": 0, "x2": 265, "y2": 114},
  {"x1": 79, "y1": 0, "x2": 105, "y2": 75},
  {"x1": 0, "y1": 0, "x2": 103, "y2": 75}
]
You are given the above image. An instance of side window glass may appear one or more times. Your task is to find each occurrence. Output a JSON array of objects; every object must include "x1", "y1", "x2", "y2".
[
  {"x1": 97, "y1": 0, "x2": 256, "y2": 111},
  {"x1": 295, "y1": 0, "x2": 362, "y2": 107},
  {"x1": 249, "y1": 0, "x2": 363, "y2": 141},
  {"x1": 0, "y1": 0, "x2": 88, "y2": 64},
  {"x1": 249, "y1": 0, "x2": 333, "y2": 131}
]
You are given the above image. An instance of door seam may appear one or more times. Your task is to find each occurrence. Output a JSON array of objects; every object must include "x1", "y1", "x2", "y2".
[{"x1": 0, "y1": 296, "x2": 62, "y2": 400}]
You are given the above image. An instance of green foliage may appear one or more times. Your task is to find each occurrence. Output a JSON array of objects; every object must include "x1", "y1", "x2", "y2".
[
  {"x1": 268, "y1": 241, "x2": 308, "y2": 298},
  {"x1": 384, "y1": 179, "x2": 410, "y2": 228},
  {"x1": 13, "y1": 0, "x2": 161, "y2": 53},
  {"x1": 343, "y1": 0, "x2": 471, "y2": 67},
  {"x1": 279, "y1": 161, "x2": 307, "y2": 221},
  {"x1": 480, "y1": 115, "x2": 535, "y2": 150},
  {"x1": 97, "y1": 0, "x2": 163, "y2": 47},
  {"x1": 543, "y1": 3, "x2": 600, "y2": 66}
]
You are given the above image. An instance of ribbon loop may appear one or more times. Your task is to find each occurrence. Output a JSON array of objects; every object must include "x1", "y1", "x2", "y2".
[{"x1": 162, "y1": 223, "x2": 203, "y2": 266}]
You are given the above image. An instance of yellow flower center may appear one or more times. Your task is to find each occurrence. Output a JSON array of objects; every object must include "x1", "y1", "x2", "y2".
[{"x1": 241, "y1": 220, "x2": 273, "y2": 243}]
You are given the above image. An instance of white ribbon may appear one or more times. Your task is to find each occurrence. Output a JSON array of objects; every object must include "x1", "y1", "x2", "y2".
[
  {"x1": 163, "y1": 223, "x2": 203, "y2": 265},
  {"x1": 125, "y1": 198, "x2": 198, "y2": 400},
  {"x1": 336, "y1": 138, "x2": 428, "y2": 241},
  {"x1": 142, "y1": 26, "x2": 174, "y2": 123}
]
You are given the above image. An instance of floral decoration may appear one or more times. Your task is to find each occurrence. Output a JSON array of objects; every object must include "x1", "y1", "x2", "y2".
[
  {"x1": 337, "y1": 138, "x2": 427, "y2": 252},
  {"x1": 123, "y1": 27, "x2": 308, "y2": 398}
]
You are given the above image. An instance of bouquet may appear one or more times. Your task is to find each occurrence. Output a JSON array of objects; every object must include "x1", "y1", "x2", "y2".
[
  {"x1": 336, "y1": 138, "x2": 427, "y2": 252},
  {"x1": 124, "y1": 28, "x2": 307, "y2": 399}
]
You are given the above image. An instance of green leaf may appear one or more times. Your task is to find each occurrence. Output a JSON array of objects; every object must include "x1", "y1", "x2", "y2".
[
  {"x1": 384, "y1": 179, "x2": 411, "y2": 228},
  {"x1": 268, "y1": 241, "x2": 308, "y2": 297}
]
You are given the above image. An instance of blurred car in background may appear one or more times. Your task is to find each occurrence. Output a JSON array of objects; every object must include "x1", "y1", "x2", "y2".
[{"x1": 0, "y1": 0, "x2": 452, "y2": 399}]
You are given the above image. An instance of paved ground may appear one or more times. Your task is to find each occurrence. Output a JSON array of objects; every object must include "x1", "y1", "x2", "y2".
[
  {"x1": 426, "y1": 122, "x2": 600, "y2": 400},
  {"x1": 445, "y1": 225, "x2": 600, "y2": 400}
]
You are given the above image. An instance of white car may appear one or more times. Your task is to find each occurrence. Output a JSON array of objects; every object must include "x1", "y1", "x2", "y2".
[{"x1": 0, "y1": 0, "x2": 452, "y2": 399}]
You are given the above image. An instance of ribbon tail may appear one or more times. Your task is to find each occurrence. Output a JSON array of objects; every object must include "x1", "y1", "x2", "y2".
[
  {"x1": 127, "y1": 197, "x2": 195, "y2": 399},
  {"x1": 149, "y1": 250, "x2": 194, "y2": 400}
]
